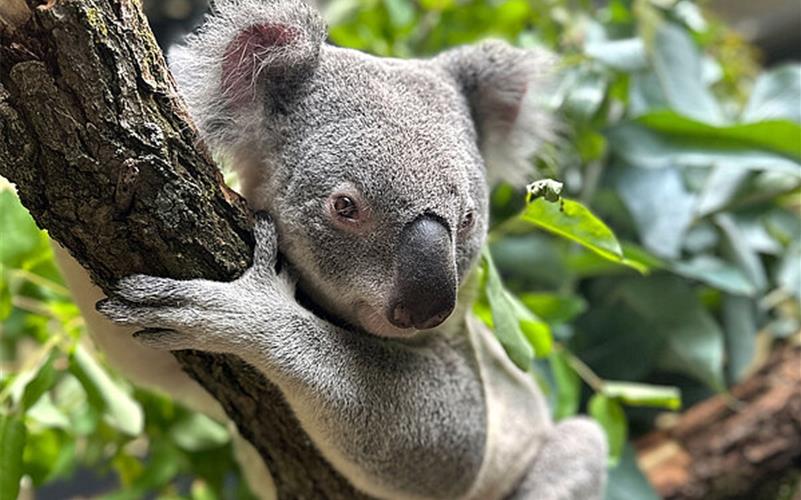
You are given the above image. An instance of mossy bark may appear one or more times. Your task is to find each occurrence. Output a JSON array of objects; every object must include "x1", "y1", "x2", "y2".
[{"x1": 0, "y1": 1, "x2": 365, "y2": 497}]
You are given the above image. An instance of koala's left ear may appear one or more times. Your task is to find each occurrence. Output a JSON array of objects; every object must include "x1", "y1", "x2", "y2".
[
  {"x1": 168, "y1": 0, "x2": 326, "y2": 154},
  {"x1": 437, "y1": 41, "x2": 558, "y2": 186}
]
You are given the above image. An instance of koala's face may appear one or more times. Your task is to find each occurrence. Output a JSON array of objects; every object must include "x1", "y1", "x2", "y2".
[
  {"x1": 169, "y1": 1, "x2": 553, "y2": 337},
  {"x1": 268, "y1": 49, "x2": 489, "y2": 337}
]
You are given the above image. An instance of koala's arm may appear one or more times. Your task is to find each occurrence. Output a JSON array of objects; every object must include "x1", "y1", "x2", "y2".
[{"x1": 99, "y1": 216, "x2": 486, "y2": 500}]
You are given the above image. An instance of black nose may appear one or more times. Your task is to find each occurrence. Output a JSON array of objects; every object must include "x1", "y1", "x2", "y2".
[{"x1": 387, "y1": 216, "x2": 456, "y2": 330}]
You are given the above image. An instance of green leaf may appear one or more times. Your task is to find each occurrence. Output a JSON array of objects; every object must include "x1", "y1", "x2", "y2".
[
  {"x1": 172, "y1": 413, "x2": 231, "y2": 452},
  {"x1": 26, "y1": 393, "x2": 70, "y2": 429},
  {"x1": 638, "y1": 111, "x2": 801, "y2": 162},
  {"x1": 776, "y1": 241, "x2": 801, "y2": 299},
  {"x1": 601, "y1": 381, "x2": 681, "y2": 410},
  {"x1": 519, "y1": 293, "x2": 587, "y2": 324},
  {"x1": 715, "y1": 214, "x2": 768, "y2": 293},
  {"x1": 21, "y1": 353, "x2": 57, "y2": 411},
  {"x1": 585, "y1": 38, "x2": 646, "y2": 72},
  {"x1": 6, "y1": 348, "x2": 56, "y2": 411},
  {"x1": 383, "y1": 0, "x2": 415, "y2": 28},
  {"x1": 722, "y1": 295, "x2": 758, "y2": 383},
  {"x1": 549, "y1": 351, "x2": 581, "y2": 420},
  {"x1": 588, "y1": 394, "x2": 627, "y2": 466},
  {"x1": 743, "y1": 65, "x2": 801, "y2": 124},
  {"x1": 521, "y1": 198, "x2": 645, "y2": 272},
  {"x1": 70, "y1": 345, "x2": 144, "y2": 436},
  {"x1": 0, "y1": 190, "x2": 42, "y2": 267},
  {"x1": 482, "y1": 250, "x2": 534, "y2": 370},
  {"x1": 0, "y1": 273, "x2": 11, "y2": 321},
  {"x1": 506, "y1": 292, "x2": 553, "y2": 357},
  {"x1": 647, "y1": 22, "x2": 724, "y2": 123},
  {"x1": 22, "y1": 428, "x2": 73, "y2": 486},
  {"x1": 562, "y1": 68, "x2": 608, "y2": 121},
  {"x1": 0, "y1": 413, "x2": 26, "y2": 500},
  {"x1": 608, "y1": 276, "x2": 725, "y2": 389},
  {"x1": 671, "y1": 255, "x2": 757, "y2": 296},
  {"x1": 612, "y1": 164, "x2": 695, "y2": 259},
  {"x1": 607, "y1": 122, "x2": 801, "y2": 175}
]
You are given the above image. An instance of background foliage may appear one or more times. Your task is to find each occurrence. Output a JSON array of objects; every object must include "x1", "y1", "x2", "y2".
[{"x1": 1, "y1": 0, "x2": 800, "y2": 498}]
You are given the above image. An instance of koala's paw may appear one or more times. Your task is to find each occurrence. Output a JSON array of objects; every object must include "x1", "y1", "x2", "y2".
[
  {"x1": 96, "y1": 274, "x2": 233, "y2": 352},
  {"x1": 96, "y1": 214, "x2": 288, "y2": 353}
]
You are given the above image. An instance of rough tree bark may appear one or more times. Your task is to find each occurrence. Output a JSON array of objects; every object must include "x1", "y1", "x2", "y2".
[
  {"x1": 0, "y1": 1, "x2": 366, "y2": 497},
  {"x1": 637, "y1": 341, "x2": 801, "y2": 500}
]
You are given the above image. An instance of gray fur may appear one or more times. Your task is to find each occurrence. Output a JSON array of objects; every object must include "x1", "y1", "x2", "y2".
[{"x1": 100, "y1": 1, "x2": 607, "y2": 498}]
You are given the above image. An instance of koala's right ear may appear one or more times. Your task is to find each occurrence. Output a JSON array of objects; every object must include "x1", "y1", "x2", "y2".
[
  {"x1": 168, "y1": 0, "x2": 326, "y2": 152},
  {"x1": 437, "y1": 41, "x2": 558, "y2": 187}
]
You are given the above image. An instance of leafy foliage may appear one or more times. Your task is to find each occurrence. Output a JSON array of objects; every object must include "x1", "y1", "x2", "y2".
[{"x1": 1, "y1": 0, "x2": 799, "y2": 498}]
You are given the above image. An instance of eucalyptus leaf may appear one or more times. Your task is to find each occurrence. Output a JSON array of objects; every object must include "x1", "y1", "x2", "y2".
[
  {"x1": 70, "y1": 345, "x2": 144, "y2": 436},
  {"x1": 0, "y1": 189, "x2": 42, "y2": 267},
  {"x1": 585, "y1": 38, "x2": 646, "y2": 72},
  {"x1": 521, "y1": 198, "x2": 644, "y2": 272},
  {"x1": 722, "y1": 295, "x2": 757, "y2": 383},
  {"x1": 588, "y1": 394, "x2": 627, "y2": 466},
  {"x1": 21, "y1": 353, "x2": 57, "y2": 411},
  {"x1": 615, "y1": 276, "x2": 725, "y2": 389},
  {"x1": 172, "y1": 413, "x2": 231, "y2": 451},
  {"x1": 715, "y1": 214, "x2": 768, "y2": 293},
  {"x1": 0, "y1": 413, "x2": 26, "y2": 500},
  {"x1": 613, "y1": 165, "x2": 695, "y2": 259},
  {"x1": 776, "y1": 241, "x2": 801, "y2": 299},
  {"x1": 743, "y1": 65, "x2": 801, "y2": 124},
  {"x1": 607, "y1": 122, "x2": 801, "y2": 175},
  {"x1": 648, "y1": 22, "x2": 724, "y2": 123},
  {"x1": 549, "y1": 350, "x2": 581, "y2": 420},
  {"x1": 601, "y1": 381, "x2": 681, "y2": 410},
  {"x1": 482, "y1": 250, "x2": 534, "y2": 370},
  {"x1": 671, "y1": 255, "x2": 756, "y2": 296},
  {"x1": 519, "y1": 293, "x2": 587, "y2": 323},
  {"x1": 638, "y1": 111, "x2": 801, "y2": 162},
  {"x1": 695, "y1": 166, "x2": 750, "y2": 216}
]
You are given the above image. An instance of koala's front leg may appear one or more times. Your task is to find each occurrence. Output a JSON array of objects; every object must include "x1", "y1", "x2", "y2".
[
  {"x1": 97, "y1": 215, "x2": 291, "y2": 354},
  {"x1": 99, "y1": 215, "x2": 486, "y2": 500}
]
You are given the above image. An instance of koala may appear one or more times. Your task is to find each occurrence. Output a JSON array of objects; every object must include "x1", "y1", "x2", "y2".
[{"x1": 56, "y1": 0, "x2": 608, "y2": 498}]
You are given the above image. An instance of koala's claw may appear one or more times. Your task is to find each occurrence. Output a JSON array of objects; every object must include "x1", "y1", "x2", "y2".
[{"x1": 97, "y1": 298, "x2": 190, "y2": 328}]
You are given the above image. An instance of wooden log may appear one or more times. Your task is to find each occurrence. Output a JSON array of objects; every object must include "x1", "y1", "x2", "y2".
[{"x1": 637, "y1": 341, "x2": 801, "y2": 499}]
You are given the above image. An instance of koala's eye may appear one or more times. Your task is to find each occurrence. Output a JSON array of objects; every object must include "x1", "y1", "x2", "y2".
[
  {"x1": 332, "y1": 195, "x2": 359, "y2": 220},
  {"x1": 460, "y1": 210, "x2": 476, "y2": 233}
]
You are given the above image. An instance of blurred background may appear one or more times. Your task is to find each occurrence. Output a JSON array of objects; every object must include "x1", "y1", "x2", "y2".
[{"x1": 2, "y1": 0, "x2": 799, "y2": 499}]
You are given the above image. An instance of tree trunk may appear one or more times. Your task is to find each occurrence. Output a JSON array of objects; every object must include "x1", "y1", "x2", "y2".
[
  {"x1": 0, "y1": 1, "x2": 365, "y2": 497},
  {"x1": 637, "y1": 342, "x2": 801, "y2": 499}
]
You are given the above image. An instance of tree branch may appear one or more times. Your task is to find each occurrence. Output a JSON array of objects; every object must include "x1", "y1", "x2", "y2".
[
  {"x1": 637, "y1": 342, "x2": 801, "y2": 499},
  {"x1": 0, "y1": 1, "x2": 364, "y2": 497}
]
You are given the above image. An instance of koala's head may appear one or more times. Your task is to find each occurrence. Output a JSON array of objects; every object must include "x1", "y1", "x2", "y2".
[{"x1": 170, "y1": 0, "x2": 555, "y2": 337}]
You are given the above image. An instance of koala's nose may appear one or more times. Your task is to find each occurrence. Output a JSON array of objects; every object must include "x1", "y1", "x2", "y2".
[{"x1": 388, "y1": 216, "x2": 457, "y2": 330}]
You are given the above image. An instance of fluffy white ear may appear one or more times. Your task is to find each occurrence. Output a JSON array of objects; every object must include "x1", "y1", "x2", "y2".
[
  {"x1": 168, "y1": 0, "x2": 326, "y2": 154},
  {"x1": 437, "y1": 41, "x2": 558, "y2": 186}
]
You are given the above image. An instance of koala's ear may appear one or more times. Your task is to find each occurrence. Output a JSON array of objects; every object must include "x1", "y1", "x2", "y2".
[
  {"x1": 168, "y1": 0, "x2": 325, "y2": 152},
  {"x1": 437, "y1": 41, "x2": 557, "y2": 186}
]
